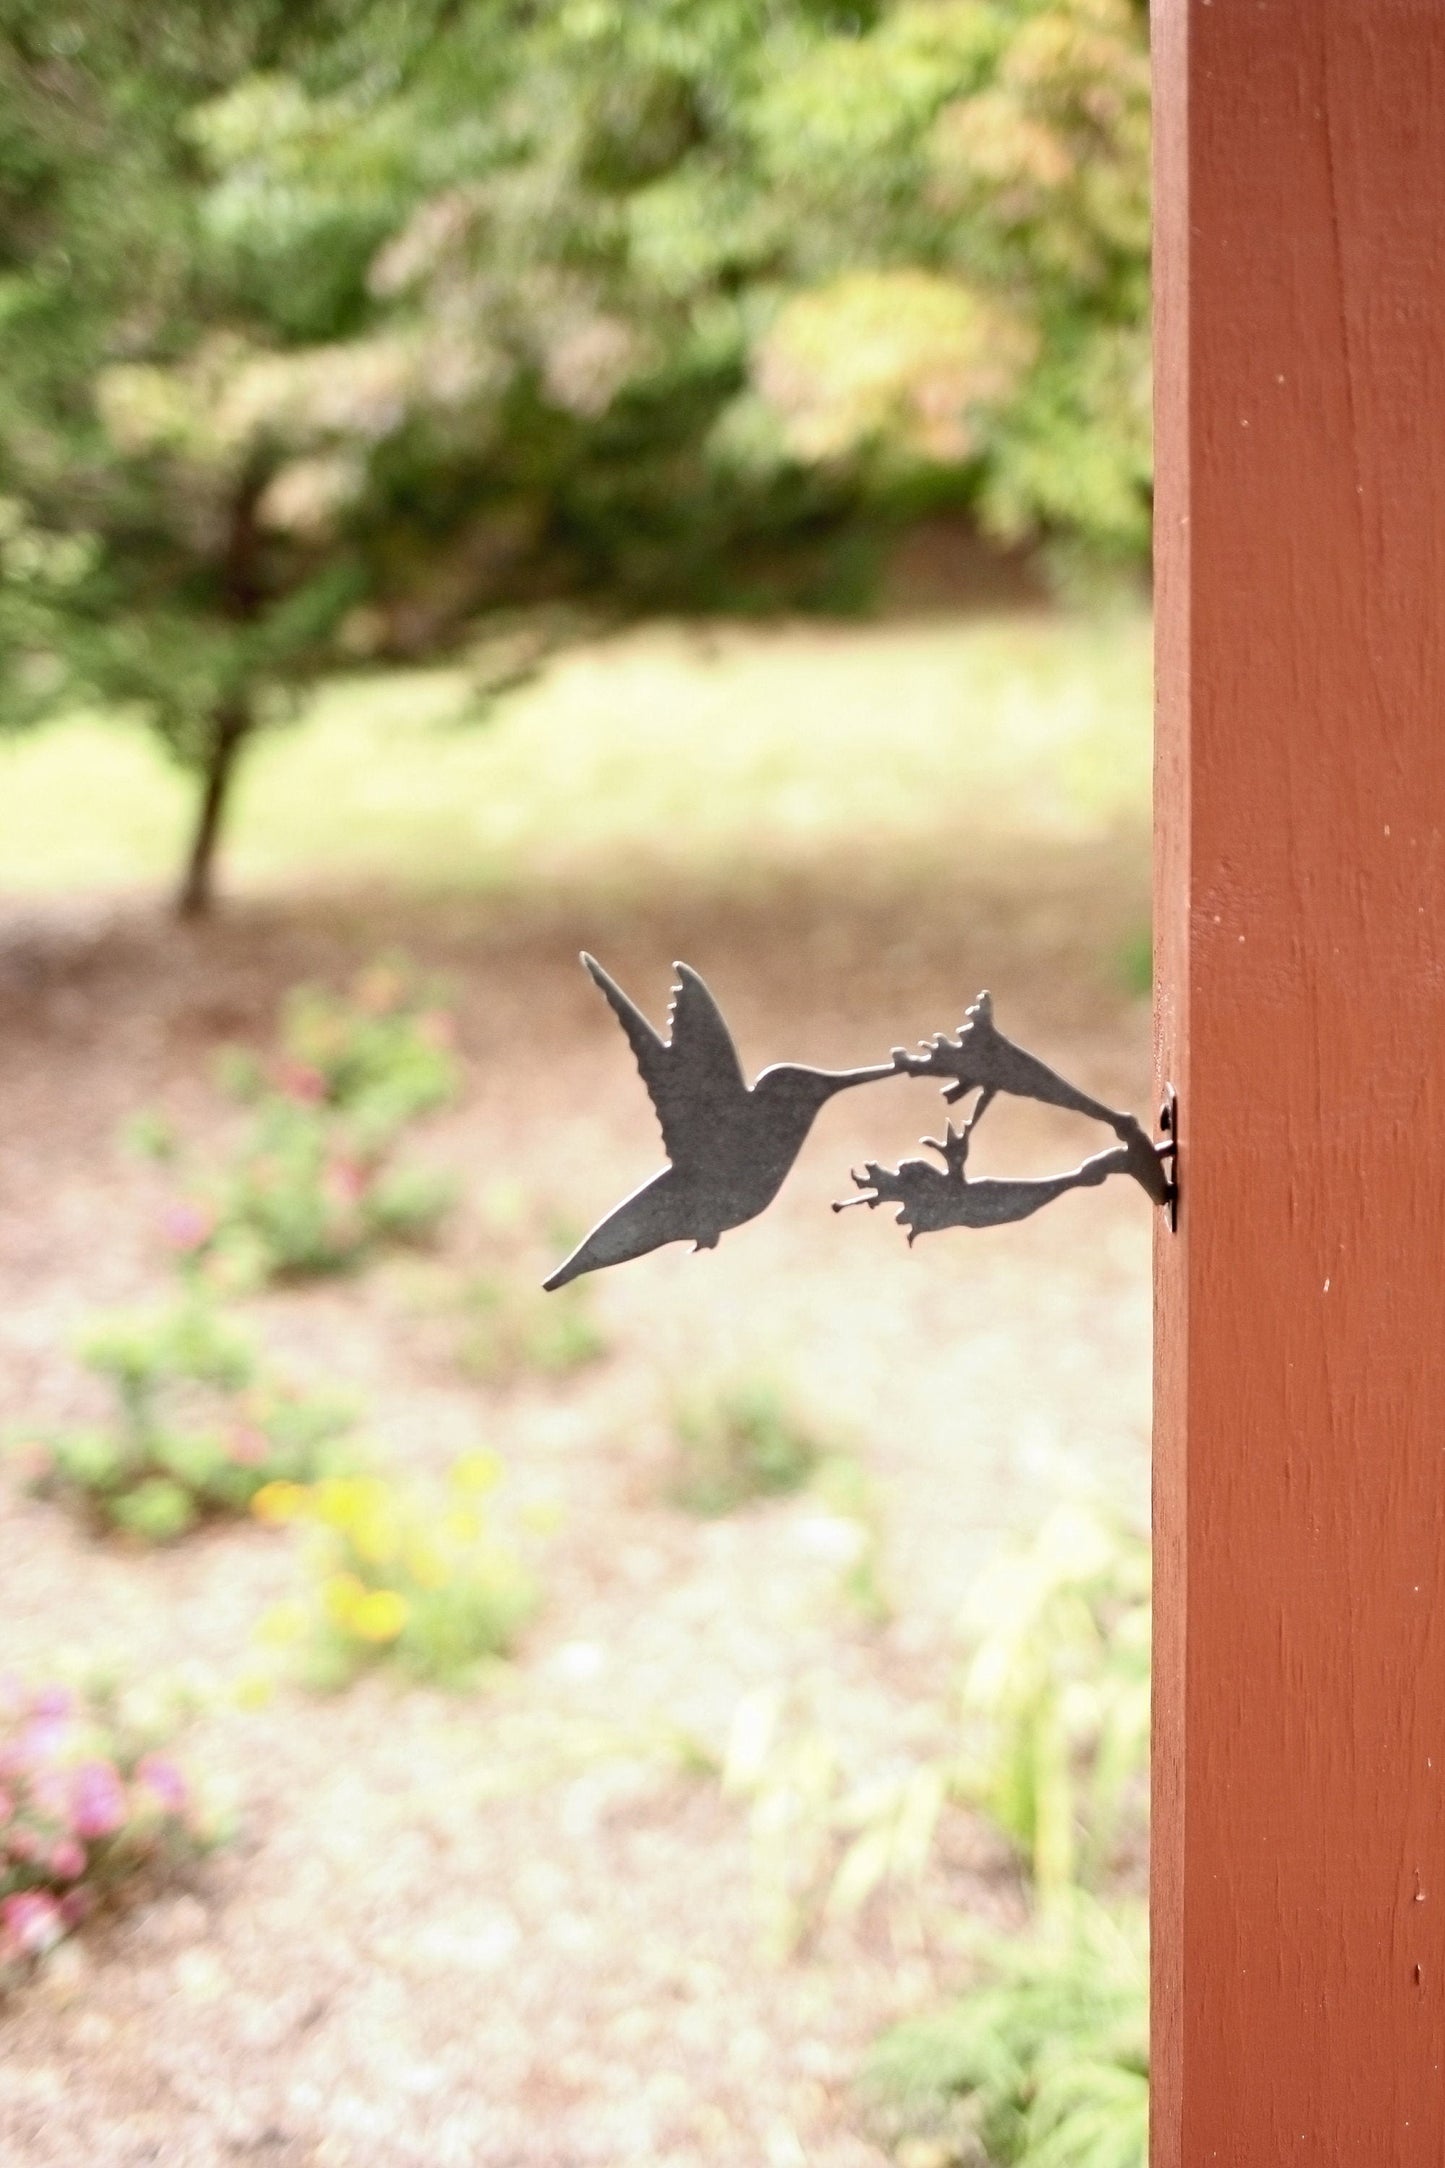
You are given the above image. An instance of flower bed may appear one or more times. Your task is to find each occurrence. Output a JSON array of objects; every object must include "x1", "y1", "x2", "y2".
[
  {"x1": 0, "y1": 1679, "x2": 214, "y2": 1986},
  {"x1": 162, "y1": 960, "x2": 460, "y2": 1288},
  {"x1": 255, "y1": 1455, "x2": 538, "y2": 1688},
  {"x1": 11, "y1": 1300, "x2": 358, "y2": 1541}
]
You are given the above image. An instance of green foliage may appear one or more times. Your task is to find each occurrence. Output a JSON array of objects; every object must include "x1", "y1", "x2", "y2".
[
  {"x1": 0, "y1": 4, "x2": 391, "y2": 904},
  {"x1": 254, "y1": 1455, "x2": 538, "y2": 1689},
  {"x1": 722, "y1": 1682, "x2": 950, "y2": 1962},
  {"x1": 120, "y1": 1108, "x2": 179, "y2": 1164},
  {"x1": 852, "y1": 1512, "x2": 1151, "y2": 2164},
  {"x1": 269, "y1": 957, "x2": 460, "y2": 1140},
  {"x1": 8, "y1": 1298, "x2": 358, "y2": 1542},
  {"x1": 177, "y1": 1100, "x2": 455, "y2": 1286},
  {"x1": 0, "y1": 0, "x2": 1151, "y2": 902},
  {"x1": 0, "y1": 1674, "x2": 218, "y2": 1988},
  {"x1": 864, "y1": 1895, "x2": 1147, "y2": 2168},
  {"x1": 362, "y1": 1158, "x2": 458, "y2": 1242},
  {"x1": 168, "y1": 959, "x2": 458, "y2": 1285},
  {"x1": 1115, "y1": 924, "x2": 1150, "y2": 999},
  {"x1": 668, "y1": 1375, "x2": 824, "y2": 1515},
  {"x1": 955, "y1": 1506, "x2": 1149, "y2": 1899},
  {"x1": 459, "y1": 1271, "x2": 607, "y2": 1384}
]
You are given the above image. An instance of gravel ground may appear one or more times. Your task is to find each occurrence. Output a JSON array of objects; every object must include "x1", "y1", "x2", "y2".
[{"x1": 0, "y1": 857, "x2": 1151, "y2": 2167}]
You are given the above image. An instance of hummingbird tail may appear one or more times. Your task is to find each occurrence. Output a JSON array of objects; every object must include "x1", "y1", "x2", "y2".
[{"x1": 541, "y1": 1172, "x2": 681, "y2": 1292}]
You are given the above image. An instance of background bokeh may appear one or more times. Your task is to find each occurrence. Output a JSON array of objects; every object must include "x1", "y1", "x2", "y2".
[{"x1": 0, "y1": 6, "x2": 1153, "y2": 2164}]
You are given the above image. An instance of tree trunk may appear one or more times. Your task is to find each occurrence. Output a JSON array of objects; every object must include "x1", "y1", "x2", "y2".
[
  {"x1": 174, "y1": 468, "x2": 266, "y2": 920},
  {"x1": 175, "y1": 702, "x2": 249, "y2": 920}
]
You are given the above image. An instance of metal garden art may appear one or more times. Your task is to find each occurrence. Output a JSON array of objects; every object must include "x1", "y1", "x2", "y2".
[{"x1": 544, "y1": 956, "x2": 1176, "y2": 1292}]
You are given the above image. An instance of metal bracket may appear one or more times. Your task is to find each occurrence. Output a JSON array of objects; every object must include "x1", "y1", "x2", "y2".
[
  {"x1": 545, "y1": 956, "x2": 1178, "y2": 1290},
  {"x1": 1158, "y1": 1084, "x2": 1179, "y2": 1232}
]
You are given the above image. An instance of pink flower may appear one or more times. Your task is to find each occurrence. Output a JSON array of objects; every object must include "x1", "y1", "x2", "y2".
[
  {"x1": 32, "y1": 1687, "x2": 74, "y2": 1721},
  {"x1": 25, "y1": 1766, "x2": 70, "y2": 1821},
  {"x1": 57, "y1": 1887, "x2": 91, "y2": 1929},
  {"x1": 5, "y1": 1824, "x2": 45, "y2": 1863},
  {"x1": 225, "y1": 1424, "x2": 270, "y2": 1468},
  {"x1": 19, "y1": 1725, "x2": 72, "y2": 1777},
  {"x1": 161, "y1": 1200, "x2": 215, "y2": 1253},
  {"x1": 134, "y1": 1754, "x2": 188, "y2": 1817},
  {"x1": 0, "y1": 1788, "x2": 12, "y2": 1825},
  {"x1": 275, "y1": 1060, "x2": 327, "y2": 1104},
  {"x1": 1, "y1": 1890, "x2": 64, "y2": 1956},
  {"x1": 323, "y1": 1157, "x2": 366, "y2": 1207},
  {"x1": 49, "y1": 1836, "x2": 86, "y2": 1880},
  {"x1": 69, "y1": 1760, "x2": 126, "y2": 1840}
]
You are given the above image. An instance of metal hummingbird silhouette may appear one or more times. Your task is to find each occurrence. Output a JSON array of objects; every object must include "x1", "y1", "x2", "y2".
[
  {"x1": 543, "y1": 955, "x2": 897, "y2": 1290},
  {"x1": 544, "y1": 959, "x2": 1175, "y2": 1290}
]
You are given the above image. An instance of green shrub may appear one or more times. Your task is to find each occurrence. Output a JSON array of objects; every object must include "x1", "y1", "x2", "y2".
[
  {"x1": 956, "y1": 1507, "x2": 1149, "y2": 1899},
  {"x1": 10, "y1": 1300, "x2": 357, "y2": 1542},
  {"x1": 238, "y1": 958, "x2": 459, "y2": 1146},
  {"x1": 164, "y1": 960, "x2": 460, "y2": 1288},
  {"x1": 722, "y1": 1682, "x2": 949, "y2": 1963},
  {"x1": 0, "y1": 1676, "x2": 218, "y2": 1989},
  {"x1": 864, "y1": 1896, "x2": 1147, "y2": 2168},
  {"x1": 171, "y1": 1102, "x2": 456, "y2": 1289},
  {"x1": 458, "y1": 1271, "x2": 607, "y2": 1384},
  {"x1": 668, "y1": 1377, "x2": 825, "y2": 1516},
  {"x1": 120, "y1": 1108, "x2": 178, "y2": 1163},
  {"x1": 254, "y1": 1454, "x2": 538, "y2": 1690},
  {"x1": 852, "y1": 1515, "x2": 1152, "y2": 2164}
]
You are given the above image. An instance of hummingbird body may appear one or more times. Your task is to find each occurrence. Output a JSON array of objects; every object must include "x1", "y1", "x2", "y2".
[{"x1": 543, "y1": 958, "x2": 895, "y2": 1291}]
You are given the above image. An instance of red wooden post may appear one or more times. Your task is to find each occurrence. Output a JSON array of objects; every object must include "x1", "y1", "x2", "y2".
[{"x1": 1152, "y1": 3, "x2": 1445, "y2": 2159}]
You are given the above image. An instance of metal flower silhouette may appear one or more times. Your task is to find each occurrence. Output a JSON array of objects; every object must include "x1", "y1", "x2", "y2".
[{"x1": 839, "y1": 990, "x2": 1173, "y2": 1239}]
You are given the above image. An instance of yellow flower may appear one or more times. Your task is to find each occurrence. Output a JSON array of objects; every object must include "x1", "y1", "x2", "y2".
[
  {"x1": 233, "y1": 1669, "x2": 276, "y2": 1711},
  {"x1": 313, "y1": 1476, "x2": 359, "y2": 1527},
  {"x1": 451, "y1": 1450, "x2": 503, "y2": 1496},
  {"x1": 315, "y1": 1473, "x2": 391, "y2": 1533},
  {"x1": 442, "y1": 1507, "x2": 482, "y2": 1547},
  {"x1": 350, "y1": 1510, "x2": 397, "y2": 1567},
  {"x1": 252, "y1": 1480, "x2": 308, "y2": 1525},
  {"x1": 322, "y1": 1570, "x2": 369, "y2": 1628},
  {"x1": 351, "y1": 1588, "x2": 409, "y2": 1642}
]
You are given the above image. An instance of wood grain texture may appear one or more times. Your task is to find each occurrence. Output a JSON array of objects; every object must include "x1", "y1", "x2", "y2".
[{"x1": 1152, "y1": 2, "x2": 1445, "y2": 2160}]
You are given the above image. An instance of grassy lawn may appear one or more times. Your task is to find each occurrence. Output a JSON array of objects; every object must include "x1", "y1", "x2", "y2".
[{"x1": 0, "y1": 609, "x2": 1150, "y2": 902}]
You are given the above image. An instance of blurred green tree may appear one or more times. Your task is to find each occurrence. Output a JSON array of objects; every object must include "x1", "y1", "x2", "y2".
[
  {"x1": 0, "y1": 0, "x2": 1148, "y2": 914},
  {"x1": 0, "y1": 2, "x2": 402, "y2": 913}
]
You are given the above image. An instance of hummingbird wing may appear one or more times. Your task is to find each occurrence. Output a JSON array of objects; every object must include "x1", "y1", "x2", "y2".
[{"x1": 582, "y1": 954, "x2": 747, "y2": 1171}]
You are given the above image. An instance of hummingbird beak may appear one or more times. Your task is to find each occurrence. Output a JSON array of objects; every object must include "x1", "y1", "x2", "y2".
[{"x1": 819, "y1": 1061, "x2": 900, "y2": 1097}]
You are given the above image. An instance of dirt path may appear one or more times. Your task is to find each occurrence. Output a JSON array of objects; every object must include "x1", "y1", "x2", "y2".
[{"x1": 0, "y1": 857, "x2": 1151, "y2": 2167}]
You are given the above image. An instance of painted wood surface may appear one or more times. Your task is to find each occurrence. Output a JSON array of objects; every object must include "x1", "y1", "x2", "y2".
[{"x1": 1151, "y1": 3, "x2": 1445, "y2": 2161}]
